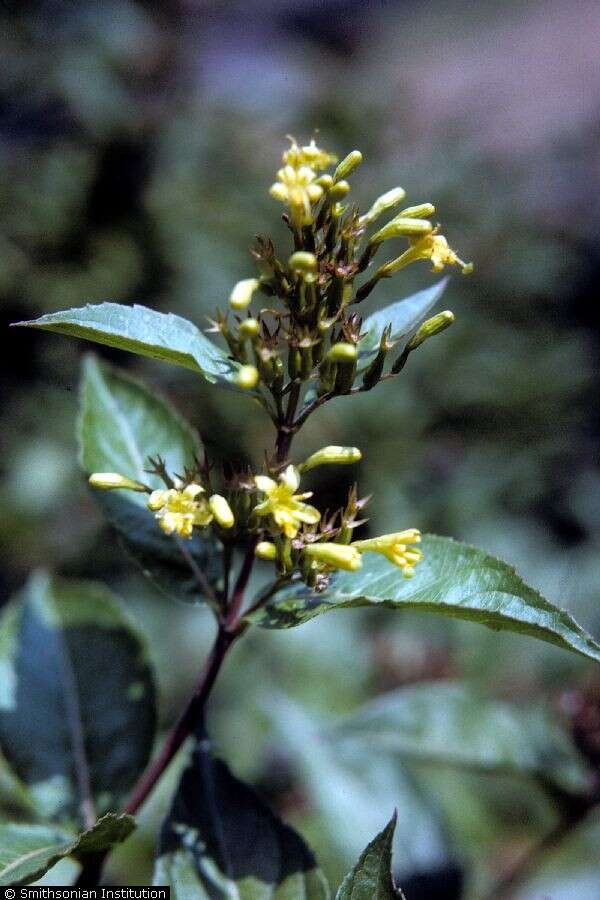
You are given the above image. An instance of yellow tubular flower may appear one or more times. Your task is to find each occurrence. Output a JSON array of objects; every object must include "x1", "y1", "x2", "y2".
[
  {"x1": 283, "y1": 138, "x2": 337, "y2": 171},
  {"x1": 254, "y1": 465, "x2": 320, "y2": 539},
  {"x1": 304, "y1": 543, "x2": 363, "y2": 572},
  {"x1": 209, "y1": 494, "x2": 235, "y2": 529},
  {"x1": 147, "y1": 483, "x2": 213, "y2": 539},
  {"x1": 270, "y1": 164, "x2": 324, "y2": 226},
  {"x1": 352, "y1": 529, "x2": 424, "y2": 578},
  {"x1": 381, "y1": 230, "x2": 472, "y2": 276}
]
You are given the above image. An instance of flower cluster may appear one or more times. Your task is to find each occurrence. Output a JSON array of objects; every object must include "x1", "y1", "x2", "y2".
[
  {"x1": 89, "y1": 138, "x2": 469, "y2": 594},
  {"x1": 89, "y1": 443, "x2": 423, "y2": 591}
]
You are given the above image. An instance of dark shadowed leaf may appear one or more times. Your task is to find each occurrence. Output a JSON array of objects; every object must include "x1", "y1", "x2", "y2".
[
  {"x1": 0, "y1": 813, "x2": 135, "y2": 886},
  {"x1": 335, "y1": 682, "x2": 591, "y2": 794},
  {"x1": 357, "y1": 279, "x2": 448, "y2": 371},
  {"x1": 0, "y1": 573, "x2": 156, "y2": 826},
  {"x1": 79, "y1": 356, "x2": 221, "y2": 603},
  {"x1": 154, "y1": 738, "x2": 330, "y2": 899},
  {"x1": 247, "y1": 535, "x2": 600, "y2": 663},
  {"x1": 14, "y1": 302, "x2": 242, "y2": 388},
  {"x1": 336, "y1": 816, "x2": 405, "y2": 900}
]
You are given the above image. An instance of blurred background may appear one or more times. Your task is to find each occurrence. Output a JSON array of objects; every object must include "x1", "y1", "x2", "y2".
[{"x1": 1, "y1": 0, "x2": 599, "y2": 896}]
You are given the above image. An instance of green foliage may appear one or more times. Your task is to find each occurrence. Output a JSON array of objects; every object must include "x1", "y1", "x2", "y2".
[
  {"x1": 357, "y1": 279, "x2": 448, "y2": 371},
  {"x1": 154, "y1": 738, "x2": 330, "y2": 898},
  {"x1": 0, "y1": 814, "x2": 135, "y2": 886},
  {"x1": 16, "y1": 303, "x2": 242, "y2": 388},
  {"x1": 249, "y1": 535, "x2": 600, "y2": 662},
  {"x1": 336, "y1": 816, "x2": 405, "y2": 900},
  {"x1": 79, "y1": 356, "x2": 221, "y2": 602},
  {"x1": 0, "y1": 572, "x2": 156, "y2": 826},
  {"x1": 335, "y1": 681, "x2": 591, "y2": 794}
]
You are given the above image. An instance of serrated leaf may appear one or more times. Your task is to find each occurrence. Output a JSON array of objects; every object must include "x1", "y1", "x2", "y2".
[
  {"x1": 79, "y1": 355, "x2": 221, "y2": 603},
  {"x1": 336, "y1": 816, "x2": 405, "y2": 900},
  {"x1": 0, "y1": 573, "x2": 156, "y2": 826},
  {"x1": 0, "y1": 813, "x2": 135, "y2": 886},
  {"x1": 154, "y1": 739, "x2": 330, "y2": 899},
  {"x1": 357, "y1": 279, "x2": 448, "y2": 371},
  {"x1": 14, "y1": 302, "x2": 242, "y2": 388},
  {"x1": 335, "y1": 682, "x2": 591, "y2": 794},
  {"x1": 246, "y1": 535, "x2": 600, "y2": 663}
]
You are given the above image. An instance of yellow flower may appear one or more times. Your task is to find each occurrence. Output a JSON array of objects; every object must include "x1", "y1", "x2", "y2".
[
  {"x1": 304, "y1": 542, "x2": 363, "y2": 572},
  {"x1": 147, "y1": 482, "x2": 213, "y2": 539},
  {"x1": 270, "y1": 164, "x2": 324, "y2": 225},
  {"x1": 352, "y1": 528, "x2": 424, "y2": 578},
  {"x1": 254, "y1": 465, "x2": 320, "y2": 538},
  {"x1": 283, "y1": 138, "x2": 337, "y2": 171},
  {"x1": 382, "y1": 230, "x2": 472, "y2": 276}
]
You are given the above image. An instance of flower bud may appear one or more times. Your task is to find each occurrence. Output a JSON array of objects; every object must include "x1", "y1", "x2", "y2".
[
  {"x1": 239, "y1": 318, "x2": 260, "y2": 339},
  {"x1": 315, "y1": 174, "x2": 334, "y2": 190},
  {"x1": 398, "y1": 203, "x2": 436, "y2": 219},
  {"x1": 289, "y1": 251, "x2": 318, "y2": 276},
  {"x1": 299, "y1": 446, "x2": 362, "y2": 473},
  {"x1": 334, "y1": 150, "x2": 363, "y2": 182},
  {"x1": 235, "y1": 364, "x2": 260, "y2": 389},
  {"x1": 326, "y1": 342, "x2": 357, "y2": 363},
  {"x1": 89, "y1": 473, "x2": 148, "y2": 492},
  {"x1": 328, "y1": 180, "x2": 350, "y2": 200},
  {"x1": 407, "y1": 310, "x2": 455, "y2": 350},
  {"x1": 255, "y1": 541, "x2": 278, "y2": 561},
  {"x1": 360, "y1": 187, "x2": 406, "y2": 226},
  {"x1": 229, "y1": 278, "x2": 260, "y2": 310},
  {"x1": 209, "y1": 494, "x2": 235, "y2": 529},
  {"x1": 370, "y1": 217, "x2": 433, "y2": 244},
  {"x1": 304, "y1": 542, "x2": 363, "y2": 572}
]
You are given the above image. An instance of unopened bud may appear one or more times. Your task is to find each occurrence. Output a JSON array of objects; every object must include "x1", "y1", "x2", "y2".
[
  {"x1": 255, "y1": 541, "x2": 277, "y2": 561},
  {"x1": 370, "y1": 217, "x2": 433, "y2": 244},
  {"x1": 398, "y1": 203, "x2": 436, "y2": 219},
  {"x1": 315, "y1": 174, "x2": 334, "y2": 190},
  {"x1": 289, "y1": 251, "x2": 318, "y2": 276},
  {"x1": 209, "y1": 494, "x2": 235, "y2": 529},
  {"x1": 334, "y1": 150, "x2": 363, "y2": 182},
  {"x1": 229, "y1": 278, "x2": 260, "y2": 310},
  {"x1": 326, "y1": 342, "x2": 357, "y2": 363},
  {"x1": 89, "y1": 473, "x2": 148, "y2": 492},
  {"x1": 239, "y1": 318, "x2": 260, "y2": 339},
  {"x1": 299, "y1": 446, "x2": 362, "y2": 473},
  {"x1": 360, "y1": 187, "x2": 406, "y2": 226},
  {"x1": 328, "y1": 180, "x2": 350, "y2": 201},
  {"x1": 407, "y1": 311, "x2": 455, "y2": 350},
  {"x1": 304, "y1": 542, "x2": 362, "y2": 572},
  {"x1": 235, "y1": 364, "x2": 260, "y2": 389}
]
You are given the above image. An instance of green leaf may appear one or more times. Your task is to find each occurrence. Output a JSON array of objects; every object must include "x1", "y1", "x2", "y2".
[
  {"x1": 79, "y1": 355, "x2": 221, "y2": 603},
  {"x1": 263, "y1": 696, "x2": 449, "y2": 879},
  {"x1": 335, "y1": 681, "x2": 591, "y2": 794},
  {"x1": 336, "y1": 816, "x2": 405, "y2": 900},
  {"x1": 154, "y1": 739, "x2": 330, "y2": 899},
  {"x1": 0, "y1": 813, "x2": 135, "y2": 886},
  {"x1": 357, "y1": 279, "x2": 448, "y2": 371},
  {"x1": 247, "y1": 535, "x2": 600, "y2": 664},
  {"x1": 0, "y1": 573, "x2": 156, "y2": 826},
  {"x1": 14, "y1": 302, "x2": 242, "y2": 387}
]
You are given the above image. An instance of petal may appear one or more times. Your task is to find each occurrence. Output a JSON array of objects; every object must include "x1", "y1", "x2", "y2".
[
  {"x1": 183, "y1": 483, "x2": 205, "y2": 499},
  {"x1": 148, "y1": 489, "x2": 169, "y2": 511},
  {"x1": 255, "y1": 475, "x2": 277, "y2": 494},
  {"x1": 280, "y1": 465, "x2": 300, "y2": 493},
  {"x1": 293, "y1": 503, "x2": 321, "y2": 524}
]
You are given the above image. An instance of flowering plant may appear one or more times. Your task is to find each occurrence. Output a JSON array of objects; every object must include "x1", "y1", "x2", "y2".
[{"x1": 3, "y1": 138, "x2": 599, "y2": 895}]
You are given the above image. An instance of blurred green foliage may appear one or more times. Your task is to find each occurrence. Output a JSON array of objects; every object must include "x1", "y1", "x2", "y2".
[{"x1": 2, "y1": 1, "x2": 599, "y2": 896}]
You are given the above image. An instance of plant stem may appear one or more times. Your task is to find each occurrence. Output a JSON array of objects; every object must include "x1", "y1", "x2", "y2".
[
  {"x1": 225, "y1": 540, "x2": 258, "y2": 629},
  {"x1": 124, "y1": 624, "x2": 235, "y2": 816}
]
